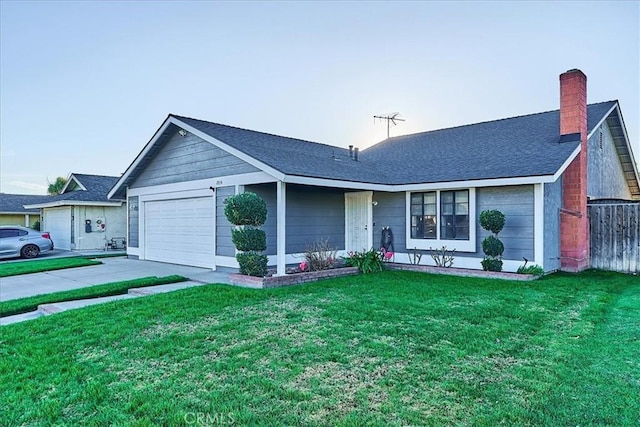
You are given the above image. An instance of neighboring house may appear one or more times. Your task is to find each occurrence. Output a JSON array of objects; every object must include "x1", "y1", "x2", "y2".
[
  {"x1": 25, "y1": 174, "x2": 126, "y2": 251},
  {"x1": 0, "y1": 194, "x2": 49, "y2": 227},
  {"x1": 108, "y1": 69, "x2": 639, "y2": 273}
]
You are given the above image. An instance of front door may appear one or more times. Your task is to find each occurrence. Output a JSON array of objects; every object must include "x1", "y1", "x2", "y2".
[{"x1": 345, "y1": 191, "x2": 373, "y2": 253}]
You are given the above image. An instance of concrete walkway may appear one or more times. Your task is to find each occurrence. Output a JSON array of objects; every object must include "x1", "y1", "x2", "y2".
[{"x1": 0, "y1": 257, "x2": 234, "y2": 326}]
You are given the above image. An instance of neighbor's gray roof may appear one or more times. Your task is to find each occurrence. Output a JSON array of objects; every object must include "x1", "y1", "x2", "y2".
[
  {"x1": 172, "y1": 101, "x2": 617, "y2": 186},
  {"x1": 0, "y1": 194, "x2": 50, "y2": 214},
  {"x1": 25, "y1": 174, "x2": 122, "y2": 207}
]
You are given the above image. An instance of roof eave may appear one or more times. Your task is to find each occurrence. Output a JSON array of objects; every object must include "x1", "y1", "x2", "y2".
[{"x1": 24, "y1": 200, "x2": 123, "y2": 209}]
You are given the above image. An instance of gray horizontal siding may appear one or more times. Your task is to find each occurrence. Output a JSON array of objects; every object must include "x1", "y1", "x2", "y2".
[
  {"x1": 131, "y1": 131, "x2": 259, "y2": 188},
  {"x1": 373, "y1": 191, "x2": 405, "y2": 251},
  {"x1": 128, "y1": 196, "x2": 139, "y2": 248},
  {"x1": 285, "y1": 186, "x2": 345, "y2": 253},
  {"x1": 216, "y1": 186, "x2": 236, "y2": 257},
  {"x1": 246, "y1": 184, "x2": 346, "y2": 256},
  {"x1": 245, "y1": 184, "x2": 277, "y2": 256},
  {"x1": 476, "y1": 185, "x2": 534, "y2": 261}
]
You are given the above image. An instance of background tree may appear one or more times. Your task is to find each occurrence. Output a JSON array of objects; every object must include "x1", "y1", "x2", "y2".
[{"x1": 47, "y1": 177, "x2": 67, "y2": 195}]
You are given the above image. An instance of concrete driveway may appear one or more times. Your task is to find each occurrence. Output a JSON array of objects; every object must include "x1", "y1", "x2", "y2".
[{"x1": 0, "y1": 257, "x2": 232, "y2": 301}]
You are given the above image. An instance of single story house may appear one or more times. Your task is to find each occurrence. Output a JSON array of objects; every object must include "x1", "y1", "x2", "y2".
[
  {"x1": 108, "y1": 69, "x2": 639, "y2": 273},
  {"x1": 0, "y1": 194, "x2": 50, "y2": 227},
  {"x1": 26, "y1": 173, "x2": 127, "y2": 251}
]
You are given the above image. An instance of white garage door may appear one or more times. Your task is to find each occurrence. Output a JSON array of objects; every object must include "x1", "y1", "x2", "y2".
[
  {"x1": 44, "y1": 207, "x2": 72, "y2": 250},
  {"x1": 144, "y1": 197, "x2": 215, "y2": 268}
]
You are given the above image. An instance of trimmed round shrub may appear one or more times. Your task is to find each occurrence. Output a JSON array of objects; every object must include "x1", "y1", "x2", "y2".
[
  {"x1": 481, "y1": 258, "x2": 503, "y2": 272},
  {"x1": 232, "y1": 228, "x2": 267, "y2": 252},
  {"x1": 479, "y1": 210, "x2": 506, "y2": 235},
  {"x1": 482, "y1": 235, "x2": 504, "y2": 257},
  {"x1": 224, "y1": 192, "x2": 267, "y2": 226},
  {"x1": 236, "y1": 253, "x2": 268, "y2": 277}
]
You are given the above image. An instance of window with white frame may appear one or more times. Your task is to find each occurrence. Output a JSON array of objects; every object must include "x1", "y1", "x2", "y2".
[{"x1": 406, "y1": 188, "x2": 476, "y2": 252}]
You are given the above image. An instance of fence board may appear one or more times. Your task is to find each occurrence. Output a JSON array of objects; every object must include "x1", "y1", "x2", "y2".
[{"x1": 589, "y1": 203, "x2": 640, "y2": 273}]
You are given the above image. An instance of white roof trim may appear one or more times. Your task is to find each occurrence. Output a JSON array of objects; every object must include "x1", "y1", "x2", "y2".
[
  {"x1": 172, "y1": 117, "x2": 285, "y2": 182},
  {"x1": 108, "y1": 118, "x2": 174, "y2": 200},
  {"x1": 108, "y1": 116, "x2": 285, "y2": 200},
  {"x1": 587, "y1": 102, "x2": 618, "y2": 140},
  {"x1": 24, "y1": 201, "x2": 123, "y2": 209},
  {"x1": 284, "y1": 173, "x2": 554, "y2": 192},
  {"x1": 552, "y1": 145, "x2": 581, "y2": 182},
  {"x1": 60, "y1": 173, "x2": 87, "y2": 193}
]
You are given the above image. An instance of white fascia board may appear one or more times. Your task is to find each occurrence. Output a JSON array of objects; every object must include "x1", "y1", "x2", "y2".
[
  {"x1": 286, "y1": 174, "x2": 554, "y2": 192},
  {"x1": 171, "y1": 117, "x2": 285, "y2": 182},
  {"x1": 284, "y1": 175, "x2": 391, "y2": 191},
  {"x1": 587, "y1": 102, "x2": 618, "y2": 139},
  {"x1": 60, "y1": 174, "x2": 86, "y2": 193},
  {"x1": 108, "y1": 118, "x2": 175, "y2": 200},
  {"x1": 24, "y1": 201, "x2": 123, "y2": 209},
  {"x1": 396, "y1": 175, "x2": 554, "y2": 192},
  {"x1": 126, "y1": 171, "x2": 276, "y2": 198},
  {"x1": 552, "y1": 145, "x2": 581, "y2": 182}
]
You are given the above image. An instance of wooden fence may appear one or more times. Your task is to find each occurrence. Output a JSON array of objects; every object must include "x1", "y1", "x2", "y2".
[{"x1": 588, "y1": 202, "x2": 639, "y2": 273}]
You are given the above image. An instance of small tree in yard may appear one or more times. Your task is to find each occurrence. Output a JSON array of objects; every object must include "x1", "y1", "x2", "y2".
[
  {"x1": 224, "y1": 192, "x2": 268, "y2": 277},
  {"x1": 480, "y1": 209, "x2": 505, "y2": 272}
]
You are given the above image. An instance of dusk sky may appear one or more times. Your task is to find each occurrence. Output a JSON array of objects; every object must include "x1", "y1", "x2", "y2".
[{"x1": 1, "y1": 1, "x2": 638, "y2": 195}]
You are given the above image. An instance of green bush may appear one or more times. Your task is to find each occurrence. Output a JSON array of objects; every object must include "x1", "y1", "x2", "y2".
[
  {"x1": 479, "y1": 210, "x2": 505, "y2": 235},
  {"x1": 31, "y1": 220, "x2": 41, "y2": 231},
  {"x1": 479, "y1": 209, "x2": 506, "y2": 272},
  {"x1": 224, "y1": 192, "x2": 267, "y2": 226},
  {"x1": 343, "y1": 248, "x2": 384, "y2": 274},
  {"x1": 481, "y1": 235, "x2": 504, "y2": 258},
  {"x1": 236, "y1": 253, "x2": 268, "y2": 277},
  {"x1": 224, "y1": 192, "x2": 269, "y2": 277},
  {"x1": 517, "y1": 264, "x2": 544, "y2": 276},
  {"x1": 232, "y1": 228, "x2": 267, "y2": 252},
  {"x1": 481, "y1": 258, "x2": 503, "y2": 272}
]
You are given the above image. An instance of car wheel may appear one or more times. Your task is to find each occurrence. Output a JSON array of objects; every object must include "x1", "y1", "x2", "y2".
[{"x1": 21, "y1": 244, "x2": 40, "y2": 259}]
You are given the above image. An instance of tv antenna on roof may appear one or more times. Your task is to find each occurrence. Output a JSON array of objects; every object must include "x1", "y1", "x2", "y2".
[{"x1": 373, "y1": 112, "x2": 405, "y2": 138}]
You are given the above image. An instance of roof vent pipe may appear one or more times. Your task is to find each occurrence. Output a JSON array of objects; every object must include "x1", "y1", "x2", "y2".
[
  {"x1": 354, "y1": 147, "x2": 359, "y2": 161},
  {"x1": 348, "y1": 145, "x2": 354, "y2": 159}
]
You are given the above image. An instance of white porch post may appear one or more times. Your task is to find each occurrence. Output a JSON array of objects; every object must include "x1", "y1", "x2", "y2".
[
  {"x1": 276, "y1": 180, "x2": 286, "y2": 276},
  {"x1": 534, "y1": 183, "x2": 544, "y2": 269},
  {"x1": 25, "y1": 214, "x2": 30, "y2": 227}
]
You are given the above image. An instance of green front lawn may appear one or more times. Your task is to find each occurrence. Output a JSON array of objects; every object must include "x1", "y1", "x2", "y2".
[
  {"x1": 1, "y1": 270, "x2": 638, "y2": 426},
  {"x1": 0, "y1": 257, "x2": 102, "y2": 277}
]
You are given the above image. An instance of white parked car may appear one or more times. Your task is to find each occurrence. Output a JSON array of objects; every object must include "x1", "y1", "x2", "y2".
[{"x1": 0, "y1": 226, "x2": 54, "y2": 259}]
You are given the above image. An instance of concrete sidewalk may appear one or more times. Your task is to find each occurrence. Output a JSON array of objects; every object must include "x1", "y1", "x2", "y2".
[
  {"x1": 0, "y1": 256, "x2": 233, "y2": 301},
  {"x1": 0, "y1": 257, "x2": 235, "y2": 326},
  {"x1": 1, "y1": 280, "x2": 211, "y2": 326}
]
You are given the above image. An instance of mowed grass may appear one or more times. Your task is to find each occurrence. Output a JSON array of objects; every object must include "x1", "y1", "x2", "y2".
[
  {"x1": 0, "y1": 257, "x2": 102, "y2": 277},
  {"x1": 1, "y1": 270, "x2": 638, "y2": 426}
]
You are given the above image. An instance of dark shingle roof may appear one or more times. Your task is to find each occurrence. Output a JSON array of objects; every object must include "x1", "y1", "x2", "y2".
[
  {"x1": 50, "y1": 174, "x2": 121, "y2": 203},
  {"x1": 363, "y1": 101, "x2": 617, "y2": 184},
  {"x1": 21, "y1": 174, "x2": 122, "y2": 207},
  {"x1": 173, "y1": 101, "x2": 617, "y2": 185},
  {"x1": 0, "y1": 194, "x2": 50, "y2": 213}
]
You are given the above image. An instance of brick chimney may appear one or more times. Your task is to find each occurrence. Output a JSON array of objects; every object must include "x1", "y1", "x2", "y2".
[{"x1": 559, "y1": 69, "x2": 589, "y2": 272}]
